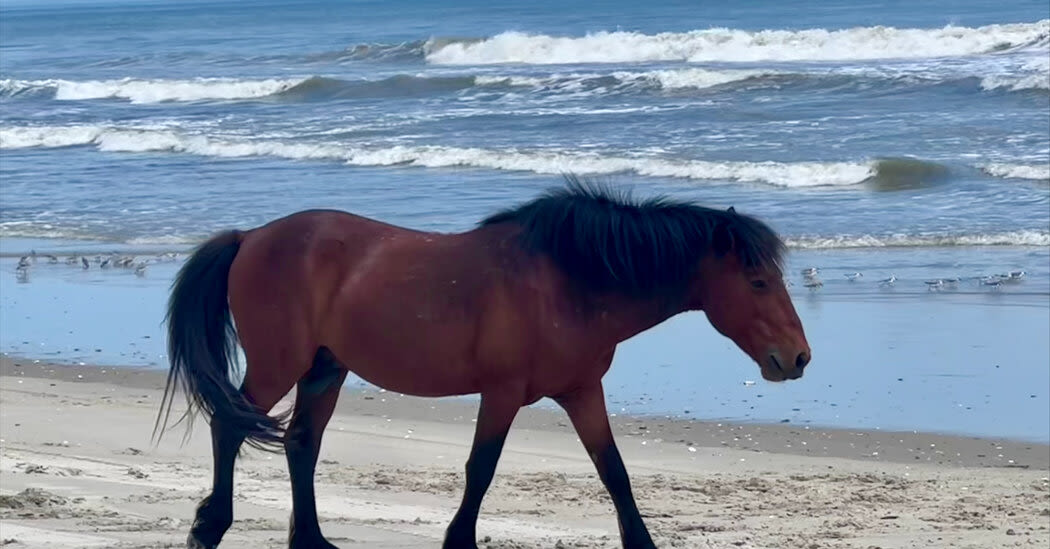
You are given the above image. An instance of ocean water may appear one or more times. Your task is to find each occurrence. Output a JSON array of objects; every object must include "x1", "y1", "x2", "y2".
[{"x1": 1, "y1": 0, "x2": 1048, "y2": 440}]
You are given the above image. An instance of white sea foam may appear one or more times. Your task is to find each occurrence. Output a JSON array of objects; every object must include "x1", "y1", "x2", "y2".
[
  {"x1": 0, "y1": 77, "x2": 306, "y2": 103},
  {"x1": 980, "y1": 162, "x2": 1050, "y2": 180},
  {"x1": 0, "y1": 125, "x2": 874, "y2": 187},
  {"x1": 0, "y1": 125, "x2": 105, "y2": 149},
  {"x1": 427, "y1": 20, "x2": 1050, "y2": 64},
  {"x1": 786, "y1": 230, "x2": 1050, "y2": 249},
  {"x1": 475, "y1": 68, "x2": 767, "y2": 91},
  {"x1": 980, "y1": 72, "x2": 1050, "y2": 91},
  {"x1": 616, "y1": 68, "x2": 769, "y2": 89},
  {"x1": 979, "y1": 57, "x2": 1050, "y2": 91}
]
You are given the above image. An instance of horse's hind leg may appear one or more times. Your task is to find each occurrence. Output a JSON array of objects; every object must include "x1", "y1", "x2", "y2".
[
  {"x1": 188, "y1": 347, "x2": 313, "y2": 548},
  {"x1": 286, "y1": 348, "x2": 347, "y2": 549},
  {"x1": 186, "y1": 396, "x2": 247, "y2": 549}
]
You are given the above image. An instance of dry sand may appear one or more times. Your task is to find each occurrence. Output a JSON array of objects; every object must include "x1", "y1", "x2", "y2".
[{"x1": 0, "y1": 355, "x2": 1047, "y2": 548}]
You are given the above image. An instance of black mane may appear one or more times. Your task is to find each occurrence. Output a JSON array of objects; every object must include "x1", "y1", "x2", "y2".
[{"x1": 481, "y1": 177, "x2": 785, "y2": 299}]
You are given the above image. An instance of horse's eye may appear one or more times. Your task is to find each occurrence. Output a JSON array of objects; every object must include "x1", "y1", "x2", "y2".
[{"x1": 750, "y1": 279, "x2": 767, "y2": 290}]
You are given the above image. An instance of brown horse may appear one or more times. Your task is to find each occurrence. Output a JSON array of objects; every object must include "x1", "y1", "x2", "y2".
[{"x1": 158, "y1": 179, "x2": 810, "y2": 549}]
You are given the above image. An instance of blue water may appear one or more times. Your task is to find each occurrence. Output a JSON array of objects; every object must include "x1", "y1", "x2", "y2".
[{"x1": 1, "y1": 0, "x2": 1048, "y2": 440}]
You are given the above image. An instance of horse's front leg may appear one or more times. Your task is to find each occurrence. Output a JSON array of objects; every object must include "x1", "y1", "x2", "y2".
[
  {"x1": 555, "y1": 383, "x2": 656, "y2": 549},
  {"x1": 444, "y1": 388, "x2": 522, "y2": 549}
]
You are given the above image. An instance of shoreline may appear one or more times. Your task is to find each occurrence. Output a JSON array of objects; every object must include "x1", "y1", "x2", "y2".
[
  {"x1": 4, "y1": 354, "x2": 1047, "y2": 469},
  {"x1": 1, "y1": 355, "x2": 1048, "y2": 548}
]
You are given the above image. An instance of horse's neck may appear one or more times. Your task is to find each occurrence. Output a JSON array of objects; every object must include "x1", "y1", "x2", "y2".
[{"x1": 583, "y1": 294, "x2": 687, "y2": 347}]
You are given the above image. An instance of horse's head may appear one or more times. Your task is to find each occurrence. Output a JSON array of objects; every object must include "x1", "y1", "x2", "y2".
[{"x1": 690, "y1": 218, "x2": 810, "y2": 382}]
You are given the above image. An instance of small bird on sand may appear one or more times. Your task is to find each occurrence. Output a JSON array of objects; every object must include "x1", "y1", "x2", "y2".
[
  {"x1": 1006, "y1": 270, "x2": 1026, "y2": 282},
  {"x1": 981, "y1": 276, "x2": 1003, "y2": 290}
]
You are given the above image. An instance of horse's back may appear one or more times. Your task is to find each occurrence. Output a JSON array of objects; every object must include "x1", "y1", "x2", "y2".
[{"x1": 227, "y1": 209, "x2": 524, "y2": 396}]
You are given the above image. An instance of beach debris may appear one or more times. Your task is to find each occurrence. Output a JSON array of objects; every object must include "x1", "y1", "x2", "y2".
[
  {"x1": 878, "y1": 275, "x2": 896, "y2": 287},
  {"x1": 0, "y1": 487, "x2": 68, "y2": 510},
  {"x1": 844, "y1": 272, "x2": 863, "y2": 281},
  {"x1": 127, "y1": 467, "x2": 150, "y2": 480}
]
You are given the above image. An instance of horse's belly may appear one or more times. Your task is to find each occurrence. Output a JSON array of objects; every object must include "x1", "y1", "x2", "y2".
[{"x1": 324, "y1": 318, "x2": 481, "y2": 397}]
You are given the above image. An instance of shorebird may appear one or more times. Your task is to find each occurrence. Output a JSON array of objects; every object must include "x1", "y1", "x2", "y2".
[
  {"x1": 81, "y1": 257, "x2": 90, "y2": 269},
  {"x1": 981, "y1": 276, "x2": 1003, "y2": 289},
  {"x1": 1006, "y1": 270, "x2": 1026, "y2": 282},
  {"x1": 844, "y1": 272, "x2": 863, "y2": 282},
  {"x1": 878, "y1": 275, "x2": 896, "y2": 287},
  {"x1": 16, "y1": 256, "x2": 31, "y2": 270},
  {"x1": 100, "y1": 257, "x2": 111, "y2": 269},
  {"x1": 45, "y1": 254, "x2": 58, "y2": 264},
  {"x1": 801, "y1": 267, "x2": 820, "y2": 278},
  {"x1": 803, "y1": 278, "x2": 824, "y2": 291},
  {"x1": 924, "y1": 279, "x2": 944, "y2": 291},
  {"x1": 134, "y1": 262, "x2": 148, "y2": 277},
  {"x1": 941, "y1": 277, "x2": 960, "y2": 287},
  {"x1": 65, "y1": 255, "x2": 79, "y2": 265}
]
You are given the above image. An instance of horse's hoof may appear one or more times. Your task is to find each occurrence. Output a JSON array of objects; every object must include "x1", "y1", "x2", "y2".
[
  {"x1": 289, "y1": 534, "x2": 340, "y2": 549},
  {"x1": 186, "y1": 533, "x2": 216, "y2": 549},
  {"x1": 624, "y1": 537, "x2": 658, "y2": 549},
  {"x1": 441, "y1": 537, "x2": 478, "y2": 549}
]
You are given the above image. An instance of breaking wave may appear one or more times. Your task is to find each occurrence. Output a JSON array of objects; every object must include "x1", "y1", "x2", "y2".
[
  {"x1": 4, "y1": 221, "x2": 1046, "y2": 250},
  {"x1": 786, "y1": 230, "x2": 1050, "y2": 249},
  {"x1": 980, "y1": 162, "x2": 1050, "y2": 181},
  {"x1": 0, "y1": 126, "x2": 964, "y2": 189},
  {"x1": 0, "y1": 77, "x2": 306, "y2": 103},
  {"x1": 426, "y1": 20, "x2": 1050, "y2": 65},
  {"x1": 0, "y1": 124, "x2": 885, "y2": 187}
]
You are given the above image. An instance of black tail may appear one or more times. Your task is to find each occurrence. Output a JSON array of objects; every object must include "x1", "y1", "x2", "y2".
[{"x1": 154, "y1": 230, "x2": 285, "y2": 451}]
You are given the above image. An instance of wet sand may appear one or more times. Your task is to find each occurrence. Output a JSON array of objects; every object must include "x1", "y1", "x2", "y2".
[{"x1": 1, "y1": 355, "x2": 1047, "y2": 548}]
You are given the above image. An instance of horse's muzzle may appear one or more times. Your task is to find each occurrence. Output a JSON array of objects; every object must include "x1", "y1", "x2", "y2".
[{"x1": 765, "y1": 351, "x2": 807, "y2": 381}]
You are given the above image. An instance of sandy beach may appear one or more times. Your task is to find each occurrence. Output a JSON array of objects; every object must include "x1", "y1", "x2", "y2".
[{"x1": 1, "y1": 355, "x2": 1047, "y2": 549}]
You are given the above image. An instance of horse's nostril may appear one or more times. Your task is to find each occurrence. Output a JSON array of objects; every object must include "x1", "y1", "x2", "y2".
[{"x1": 795, "y1": 351, "x2": 810, "y2": 370}]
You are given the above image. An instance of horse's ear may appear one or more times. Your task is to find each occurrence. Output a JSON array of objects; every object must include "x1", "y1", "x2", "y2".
[
  {"x1": 712, "y1": 223, "x2": 735, "y2": 256},
  {"x1": 727, "y1": 206, "x2": 736, "y2": 214}
]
